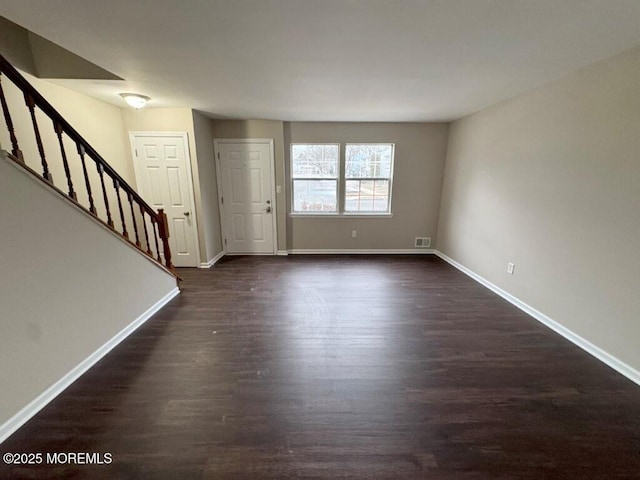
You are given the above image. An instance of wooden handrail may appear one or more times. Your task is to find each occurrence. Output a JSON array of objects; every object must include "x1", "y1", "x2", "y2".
[
  {"x1": 0, "y1": 54, "x2": 156, "y2": 215},
  {"x1": 0, "y1": 53, "x2": 175, "y2": 275}
]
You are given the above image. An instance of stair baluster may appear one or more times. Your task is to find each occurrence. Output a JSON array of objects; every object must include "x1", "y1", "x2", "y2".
[
  {"x1": 54, "y1": 121, "x2": 77, "y2": 200},
  {"x1": 24, "y1": 93, "x2": 53, "y2": 182},
  {"x1": 113, "y1": 178, "x2": 129, "y2": 239},
  {"x1": 139, "y1": 205, "x2": 152, "y2": 256},
  {"x1": 128, "y1": 192, "x2": 142, "y2": 248},
  {"x1": 96, "y1": 162, "x2": 114, "y2": 228},
  {"x1": 0, "y1": 73, "x2": 23, "y2": 161},
  {"x1": 151, "y1": 217, "x2": 162, "y2": 262},
  {"x1": 77, "y1": 144, "x2": 97, "y2": 215}
]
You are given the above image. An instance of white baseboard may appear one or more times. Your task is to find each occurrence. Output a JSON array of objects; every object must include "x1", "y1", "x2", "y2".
[
  {"x1": 0, "y1": 287, "x2": 180, "y2": 445},
  {"x1": 225, "y1": 252, "x2": 276, "y2": 256},
  {"x1": 217, "y1": 249, "x2": 433, "y2": 256},
  {"x1": 434, "y1": 250, "x2": 640, "y2": 386},
  {"x1": 288, "y1": 248, "x2": 435, "y2": 255},
  {"x1": 198, "y1": 250, "x2": 225, "y2": 268}
]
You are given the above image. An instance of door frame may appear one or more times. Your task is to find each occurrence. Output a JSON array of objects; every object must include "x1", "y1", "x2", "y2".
[
  {"x1": 213, "y1": 138, "x2": 278, "y2": 255},
  {"x1": 128, "y1": 131, "x2": 201, "y2": 266}
]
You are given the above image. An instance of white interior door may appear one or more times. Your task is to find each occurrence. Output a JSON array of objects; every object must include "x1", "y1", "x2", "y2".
[
  {"x1": 131, "y1": 133, "x2": 199, "y2": 267},
  {"x1": 216, "y1": 141, "x2": 276, "y2": 254}
]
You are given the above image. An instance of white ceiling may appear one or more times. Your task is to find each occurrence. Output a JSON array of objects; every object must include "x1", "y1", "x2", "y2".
[{"x1": 2, "y1": 0, "x2": 640, "y2": 122}]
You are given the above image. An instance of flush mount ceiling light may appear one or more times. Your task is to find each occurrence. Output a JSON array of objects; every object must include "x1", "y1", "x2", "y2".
[{"x1": 120, "y1": 93, "x2": 150, "y2": 109}]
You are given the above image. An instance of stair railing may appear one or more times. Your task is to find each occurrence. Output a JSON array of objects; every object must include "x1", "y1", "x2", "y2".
[{"x1": 0, "y1": 54, "x2": 174, "y2": 274}]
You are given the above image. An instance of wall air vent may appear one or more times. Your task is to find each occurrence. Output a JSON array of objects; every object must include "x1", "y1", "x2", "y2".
[{"x1": 414, "y1": 237, "x2": 431, "y2": 248}]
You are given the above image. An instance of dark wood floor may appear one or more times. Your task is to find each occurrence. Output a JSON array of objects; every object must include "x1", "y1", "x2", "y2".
[{"x1": 1, "y1": 255, "x2": 639, "y2": 479}]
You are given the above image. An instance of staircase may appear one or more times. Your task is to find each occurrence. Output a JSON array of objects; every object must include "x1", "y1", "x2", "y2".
[{"x1": 0, "y1": 53, "x2": 175, "y2": 276}]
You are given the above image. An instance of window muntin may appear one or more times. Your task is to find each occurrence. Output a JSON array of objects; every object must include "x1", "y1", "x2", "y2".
[
  {"x1": 345, "y1": 144, "x2": 394, "y2": 213},
  {"x1": 291, "y1": 144, "x2": 339, "y2": 213},
  {"x1": 345, "y1": 179, "x2": 390, "y2": 212},
  {"x1": 293, "y1": 179, "x2": 338, "y2": 212}
]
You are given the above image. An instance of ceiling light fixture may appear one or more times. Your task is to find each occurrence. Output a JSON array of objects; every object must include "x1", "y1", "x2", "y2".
[{"x1": 120, "y1": 93, "x2": 150, "y2": 109}]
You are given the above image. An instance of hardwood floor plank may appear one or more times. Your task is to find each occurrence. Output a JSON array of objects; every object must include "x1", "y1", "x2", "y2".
[{"x1": 1, "y1": 255, "x2": 639, "y2": 479}]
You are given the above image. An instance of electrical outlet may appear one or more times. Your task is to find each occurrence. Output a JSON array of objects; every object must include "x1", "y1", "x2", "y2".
[
  {"x1": 352, "y1": 230, "x2": 357, "y2": 238},
  {"x1": 507, "y1": 262, "x2": 515, "y2": 275}
]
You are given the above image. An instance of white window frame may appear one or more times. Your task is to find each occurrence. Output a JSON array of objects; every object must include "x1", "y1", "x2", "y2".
[
  {"x1": 290, "y1": 142, "x2": 395, "y2": 217},
  {"x1": 344, "y1": 143, "x2": 395, "y2": 215},
  {"x1": 290, "y1": 143, "x2": 340, "y2": 215}
]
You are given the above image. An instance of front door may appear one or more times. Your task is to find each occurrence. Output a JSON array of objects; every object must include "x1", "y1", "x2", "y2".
[
  {"x1": 216, "y1": 140, "x2": 276, "y2": 254},
  {"x1": 131, "y1": 133, "x2": 199, "y2": 267}
]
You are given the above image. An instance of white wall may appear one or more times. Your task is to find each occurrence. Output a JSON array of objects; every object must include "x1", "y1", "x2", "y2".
[
  {"x1": 0, "y1": 153, "x2": 177, "y2": 436},
  {"x1": 437, "y1": 46, "x2": 640, "y2": 374}
]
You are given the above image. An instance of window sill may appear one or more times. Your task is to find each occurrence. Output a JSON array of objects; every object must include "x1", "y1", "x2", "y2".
[{"x1": 289, "y1": 213, "x2": 394, "y2": 219}]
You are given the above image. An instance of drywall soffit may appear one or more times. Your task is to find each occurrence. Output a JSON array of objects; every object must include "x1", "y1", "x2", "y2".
[{"x1": 0, "y1": 15, "x2": 122, "y2": 81}]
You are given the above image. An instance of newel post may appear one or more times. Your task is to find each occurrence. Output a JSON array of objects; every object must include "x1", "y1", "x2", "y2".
[{"x1": 157, "y1": 209, "x2": 174, "y2": 271}]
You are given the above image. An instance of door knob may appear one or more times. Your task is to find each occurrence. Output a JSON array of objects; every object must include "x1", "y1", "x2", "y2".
[{"x1": 184, "y1": 212, "x2": 190, "y2": 216}]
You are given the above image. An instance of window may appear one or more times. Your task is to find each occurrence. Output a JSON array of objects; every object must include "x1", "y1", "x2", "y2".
[
  {"x1": 291, "y1": 144, "x2": 339, "y2": 213},
  {"x1": 345, "y1": 144, "x2": 394, "y2": 213},
  {"x1": 291, "y1": 143, "x2": 394, "y2": 215}
]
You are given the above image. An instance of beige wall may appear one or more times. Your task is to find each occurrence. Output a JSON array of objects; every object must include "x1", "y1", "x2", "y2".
[
  {"x1": 437, "y1": 46, "x2": 640, "y2": 372},
  {"x1": 0, "y1": 153, "x2": 177, "y2": 431},
  {"x1": 211, "y1": 119, "x2": 287, "y2": 252},
  {"x1": 122, "y1": 107, "x2": 195, "y2": 135},
  {"x1": 36, "y1": 79, "x2": 133, "y2": 182},
  {"x1": 285, "y1": 122, "x2": 448, "y2": 251},
  {"x1": 0, "y1": 69, "x2": 138, "y2": 237},
  {"x1": 1, "y1": 69, "x2": 134, "y2": 183},
  {"x1": 192, "y1": 111, "x2": 223, "y2": 261}
]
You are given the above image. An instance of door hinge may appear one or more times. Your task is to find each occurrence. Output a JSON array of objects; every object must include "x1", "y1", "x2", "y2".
[
  {"x1": 135, "y1": 149, "x2": 138, "y2": 157},
  {"x1": 224, "y1": 238, "x2": 227, "y2": 245},
  {"x1": 217, "y1": 152, "x2": 220, "y2": 159},
  {"x1": 221, "y1": 196, "x2": 224, "y2": 204}
]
